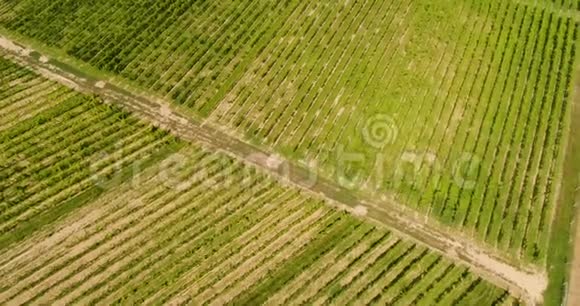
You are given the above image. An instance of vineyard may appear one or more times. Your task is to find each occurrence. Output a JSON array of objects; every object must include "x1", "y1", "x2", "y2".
[
  {"x1": 0, "y1": 0, "x2": 579, "y2": 304},
  {"x1": 0, "y1": 56, "x2": 182, "y2": 246},
  {"x1": 204, "y1": 0, "x2": 578, "y2": 266},
  {"x1": 0, "y1": 0, "x2": 576, "y2": 267},
  {"x1": 0, "y1": 141, "x2": 517, "y2": 305},
  {"x1": 0, "y1": 53, "x2": 526, "y2": 304}
]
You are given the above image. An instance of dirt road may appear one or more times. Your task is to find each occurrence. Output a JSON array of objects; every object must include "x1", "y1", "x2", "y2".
[
  {"x1": 0, "y1": 35, "x2": 547, "y2": 305},
  {"x1": 565, "y1": 76, "x2": 580, "y2": 306},
  {"x1": 569, "y1": 209, "x2": 580, "y2": 306}
]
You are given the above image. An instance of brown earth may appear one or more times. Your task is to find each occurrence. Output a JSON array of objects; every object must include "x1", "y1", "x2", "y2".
[
  {"x1": 565, "y1": 72, "x2": 580, "y2": 306},
  {"x1": 569, "y1": 208, "x2": 580, "y2": 306}
]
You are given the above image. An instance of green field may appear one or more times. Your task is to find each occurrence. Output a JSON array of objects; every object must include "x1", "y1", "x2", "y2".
[
  {"x1": 1, "y1": 0, "x2": 579, "y2": 304},
  {"x1": 0, "y1": 56, "x2": 519, "y2": 305},
  {"x1": 0, "y1": 56, "x2": 182, "y2": 242},
  {"x1": 0, "y1": 146, "x2": 516, "y2": 305},
  {"x1": 0, "y1": 0, "x2": 576, "y2": 265}
]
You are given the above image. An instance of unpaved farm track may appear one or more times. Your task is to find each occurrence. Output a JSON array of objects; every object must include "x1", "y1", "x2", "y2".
[
  {"x1": 0, "y1": 35, "x2": 547, "y2": 305},
  {"x1": 565, "y1": 76, "x2": 580, "y2": 306},
  {"x1": 569, "y1": 212, "x2": 580, "y2": 306}
]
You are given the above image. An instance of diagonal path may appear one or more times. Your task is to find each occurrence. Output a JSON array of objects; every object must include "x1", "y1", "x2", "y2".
[
  {"x1": 0, "y1": 34, "x2": 547, "y2": 305},
  {"x1": 564, "y1": 79, "x2": 580, "y2": 306}
]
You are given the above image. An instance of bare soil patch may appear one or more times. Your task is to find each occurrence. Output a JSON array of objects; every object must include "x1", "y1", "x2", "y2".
[{"x1": 568, "y1": 211, "x2": 580, "y2": 306}]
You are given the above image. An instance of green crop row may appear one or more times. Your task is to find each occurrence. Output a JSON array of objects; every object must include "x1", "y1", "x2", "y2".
[
  {"x1": 0, "y1": 57, "x2": 182, "y2": 237},
  {"x1": 0, "y1": 143, "x2": 517, "y2": 305},
  {"x1": 1, "y1": 0, "x2": 576, "y2": 267}
]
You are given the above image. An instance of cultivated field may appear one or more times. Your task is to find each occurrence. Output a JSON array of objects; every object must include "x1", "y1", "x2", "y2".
[
  {"x1": 0, "y1": 56, "x2": 182, "y2": 245},
  {"x1": 0, "y1": 0, "x2": 576, "y2": 267},
  {"x1": 0, "y1": 146, "x2": 517, "y2": 305},
  {"x1": 0, "y1": 56, "x2": 520, "y2": 305},
  {"x1": 0, "y1": 0, "x2": 579, "y2": 304}
]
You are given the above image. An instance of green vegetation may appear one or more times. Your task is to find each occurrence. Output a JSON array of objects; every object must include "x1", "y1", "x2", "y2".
[
  {"x1": 0, "y1": 57, "x2": 183, "y2": 242},
  {"x1": 0, "y1": 55, "x2": 518, "y2": 304},
  {"x1": 0, "y1": 0, "x2": 576, "y2": 267},
  {"x1": 1, "y1": 0, "x2": 579, "y2": 304},
  {"x1": 543, "y1": 47, "x2": 580, "y2": 306},
  {"x1": 0, "y1": 144, "x2": 517, "y2": 305}
]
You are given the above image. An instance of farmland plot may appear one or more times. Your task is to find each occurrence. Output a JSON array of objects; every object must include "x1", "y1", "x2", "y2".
[
  {"x1": 0, "y1": 144, "x2": 519, "y2": 305},
  {"x1": 209, "y1": 0, "x2": 579, "y2": 265},
  {"x1": 0, "y1": 0, "x2": 300, "y2": 115},
  {"x1": 0, "y1": 53, "x2": 523, "y2": 304},
  {"x1": 0, "y1": 0, "x2": 576, "y2": 265},
  {"x1": 0, "y1": 56, "x2": 182, "y2": 244}
]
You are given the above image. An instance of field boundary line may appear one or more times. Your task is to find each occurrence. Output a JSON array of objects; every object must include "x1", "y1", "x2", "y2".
[
  {"x1": 0, "y1": 34, "x2": 546, "y2": 305},
  {"x1": 564, "y1": 47, "x2": 580, "y2": 306}
]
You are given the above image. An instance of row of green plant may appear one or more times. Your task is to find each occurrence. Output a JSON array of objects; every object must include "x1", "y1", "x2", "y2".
[
  {"x1": 0, "y1": 138, "x2": 517, "y2": 304},
  {"x1": 0, "y1": 59, "x2": 181, "y2": 235}
]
